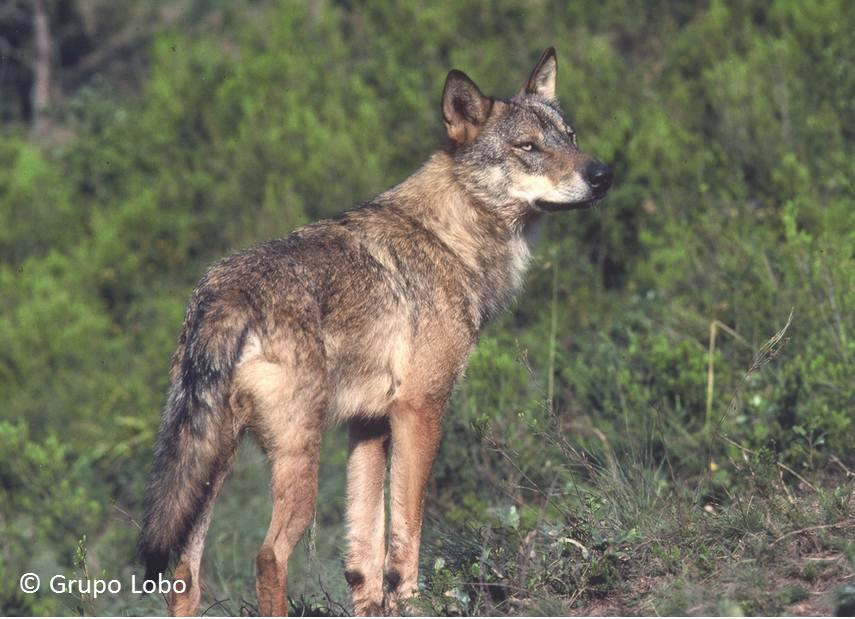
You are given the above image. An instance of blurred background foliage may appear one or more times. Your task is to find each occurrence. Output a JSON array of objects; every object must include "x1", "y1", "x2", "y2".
[{"x1": 0, "y1": 0, "x2": 852, "y2": 615}]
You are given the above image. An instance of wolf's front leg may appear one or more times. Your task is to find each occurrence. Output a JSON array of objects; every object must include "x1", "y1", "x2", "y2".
[
  {"x1": 345, "y1": 418, "x2": 391, "y2": 616},
  {"x1": 384, "y1": 399, "x2": 443, "y2": 614}
]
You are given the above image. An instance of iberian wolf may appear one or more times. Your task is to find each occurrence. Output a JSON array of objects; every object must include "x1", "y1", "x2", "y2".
[{"x1": 139, "y1": 47, "x2": 613, "y2": 616}]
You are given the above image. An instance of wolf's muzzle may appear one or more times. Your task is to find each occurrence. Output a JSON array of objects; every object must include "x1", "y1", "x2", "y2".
[{"x1": 585, "y1": 160, "x2": 613, "y2": 196}]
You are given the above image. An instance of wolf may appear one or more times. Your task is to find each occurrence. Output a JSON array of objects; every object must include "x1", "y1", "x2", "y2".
[{"x1": 138, "y1": 47, "x2": 612, "y2": 616}]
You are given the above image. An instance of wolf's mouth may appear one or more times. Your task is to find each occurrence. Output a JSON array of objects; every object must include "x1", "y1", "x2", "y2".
[{"x1": 534, "y1": 196, "x2": 602, "y2": 212}]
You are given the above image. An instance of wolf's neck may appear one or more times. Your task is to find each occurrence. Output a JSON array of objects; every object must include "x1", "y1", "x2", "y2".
[{"x1": 382, "y1": 152, "x2": 539, "y2": 324}]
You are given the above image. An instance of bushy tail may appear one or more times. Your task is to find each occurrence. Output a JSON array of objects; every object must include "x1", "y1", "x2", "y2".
[{"x1": 138, "y1": 303, "x2": 249, "y2": 581}]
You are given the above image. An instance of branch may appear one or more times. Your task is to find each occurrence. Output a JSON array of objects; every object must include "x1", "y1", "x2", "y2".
[{"x1": 771, "y1": 520, "x2": 855, "y2": 546}]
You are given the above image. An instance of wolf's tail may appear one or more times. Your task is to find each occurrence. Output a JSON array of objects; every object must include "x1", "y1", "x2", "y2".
[{"x1": 138, "y1": 300, "x2": 249, "y2": 582}]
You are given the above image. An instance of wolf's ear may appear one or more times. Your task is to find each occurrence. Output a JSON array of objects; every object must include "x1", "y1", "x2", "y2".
[
  {"x1": 442, "y1": 70, "x2": 493, "y2": 144},
  {"x1": 522, "y1": 47, "x2": 557, "y2": 100}
]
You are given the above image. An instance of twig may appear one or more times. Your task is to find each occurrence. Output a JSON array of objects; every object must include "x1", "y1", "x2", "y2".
[
  {"x1": 718, "y1": 434, "x2": 755, "y2": 454},
  {"x1": 776, "y1": 461, "x2": 819, "y2": 493},
  {"x1": 239, "y1": 598, "x2": 259, "y2": 616},
  {"x1": 771, "y1": 520, "x2": 855, "y2": 546},
  {"x1": 566, "y1": 580, "x2": 586, "y2": 608},
  {"x1": 803, "y1": 554, "x2": 844, "y2": 562},
  {"x1": 747, "y1": 308, "x2": 794, "y2": 374},
  {"x1": 559, "y1": 537, "x2": 590, "y2": 559},
  {"x1": 712, "y1": 309, "x2": 794, "y2": 445},
  {"x1": 705, "y1": 319, "x2": 751, "y2": 437},
  {"x1": 200, "y1": 597, "x2": 232, "y2": 617},
  {"x1": 719, "y1": 434, "x2": 819, "y2": 493},
  {"x1": 778, "y1": 467, "x2": 796, "y2": 506},
  {"x1": 111, "y1": 501, "x2": 142, "y2": 530},
  {"x1": 484, "y1": 435, "x2": 570, "y2": 519},
  {"x1": 459, "y1": 581, "x2": 535, "y2": 594},
  {"x1": 317, "y1": 574, "x2": 347, "y2": 616},
  {"x1": 831, "y1": 455, "x2": 854, "y2": 478}
]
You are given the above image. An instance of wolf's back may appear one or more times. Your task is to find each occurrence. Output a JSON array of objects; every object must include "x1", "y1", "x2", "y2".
[{"x1": 138, "y1": 292, "x2": 249, "y2": 581}]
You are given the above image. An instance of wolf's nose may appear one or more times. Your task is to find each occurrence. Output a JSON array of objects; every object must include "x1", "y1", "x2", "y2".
[{"x1": 585, "y1": 160, "x2": 613, "y2": 193}]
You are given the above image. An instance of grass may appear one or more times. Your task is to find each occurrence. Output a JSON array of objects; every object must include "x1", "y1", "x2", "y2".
[
  {"x1": 77, "y1": 309, "x2": 852, "y2": 617},
  {"x1": 79, "y1": 419, "x2": 853, "y2": 616},
  {"x1": 411, "y1": 440, "x2": 854, "y2": 617}
]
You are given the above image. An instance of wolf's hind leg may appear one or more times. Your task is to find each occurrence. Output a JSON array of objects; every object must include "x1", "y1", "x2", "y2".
[
  {"x1": 236, "y1": 321, "x2": 326, "y2": 616},
  {"x1": 255, "y1": 429, "x2": 321, "y2": 616},
  {"x1": 345, "y1": 418, "x2": 390, "y2": 616},
  {"x1": 168, "y1": 466, "x2": 229, "y2": 617},
  {"x1": 248, "y1": 357, "x2": 324, "y2": 615},
  {"x1": 384, "y1": 399, "x2": 443, "y2": 614}
]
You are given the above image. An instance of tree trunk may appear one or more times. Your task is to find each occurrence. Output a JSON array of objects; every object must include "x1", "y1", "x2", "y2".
[{"x1": 32, "y1": 0, "x2": 52, "y2": 135}]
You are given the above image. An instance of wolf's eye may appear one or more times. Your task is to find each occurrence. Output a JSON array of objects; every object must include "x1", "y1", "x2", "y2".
[
  {"x1": 516, "y1": 142, "x2": 536, "y2": 152},
  {"x1": 565, "y1": 128, "x2": 577, "y2": 146}
]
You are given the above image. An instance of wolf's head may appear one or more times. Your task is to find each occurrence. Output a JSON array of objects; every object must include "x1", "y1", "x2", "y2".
[{"x1": 442, "y1": 47, "x2": 612, "y2": 218}]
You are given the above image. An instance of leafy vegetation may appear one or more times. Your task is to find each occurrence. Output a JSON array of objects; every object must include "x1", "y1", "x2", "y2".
[{"x1": 1, "y1": 0, "x2": 852, "y2": 615}]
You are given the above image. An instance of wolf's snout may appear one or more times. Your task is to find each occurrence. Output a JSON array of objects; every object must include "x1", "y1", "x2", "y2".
[{"x1": 584, "y1": 160, "x2": 613, "y2": 194}]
